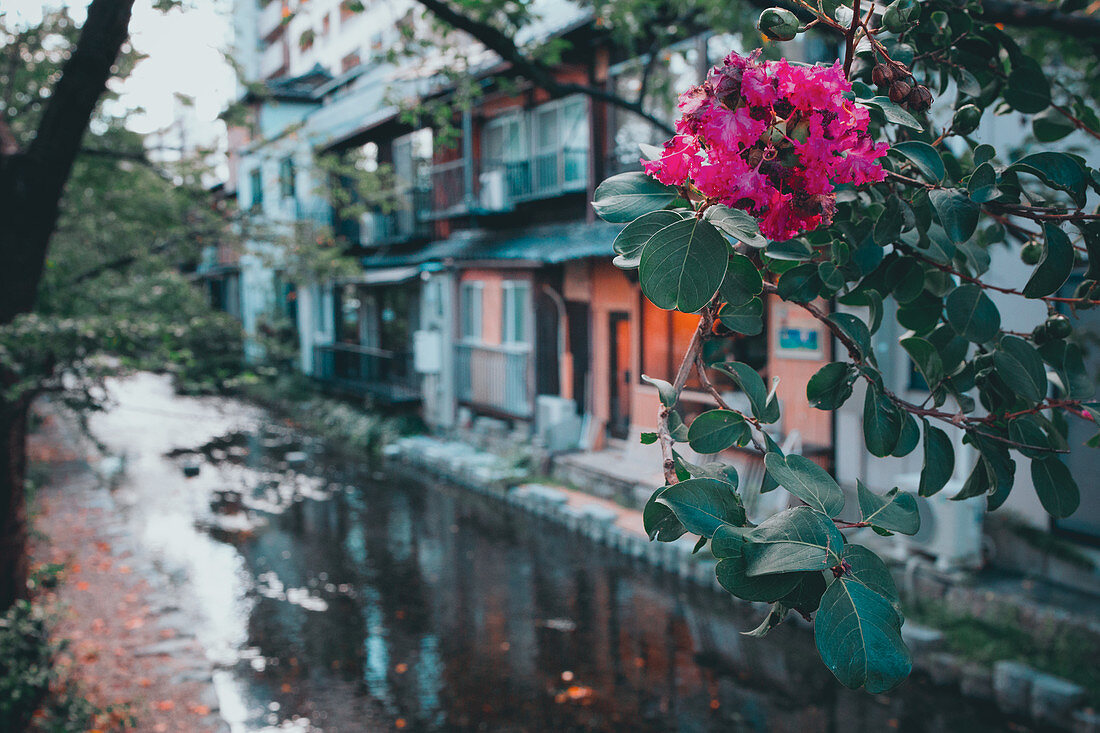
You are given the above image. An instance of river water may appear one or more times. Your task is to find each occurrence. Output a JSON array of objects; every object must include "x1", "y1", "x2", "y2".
[{"x1": 87, "y1": 374, "x2": 1027, "y2": 732}]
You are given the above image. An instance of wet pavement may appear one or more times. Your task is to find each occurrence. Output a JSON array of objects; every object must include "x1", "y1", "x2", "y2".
[{"x1": 77, "y1": 373, "x2": 1039, "y2": 732}]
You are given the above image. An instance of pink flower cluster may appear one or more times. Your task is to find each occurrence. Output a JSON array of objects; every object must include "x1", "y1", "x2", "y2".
[{"x1": 643, "y1": 51, "x2": 888, "y2": 240}]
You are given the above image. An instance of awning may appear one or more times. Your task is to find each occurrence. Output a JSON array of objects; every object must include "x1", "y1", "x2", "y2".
[{"x1": 338, "y1": 265, "x2": 421, "y2": 286}]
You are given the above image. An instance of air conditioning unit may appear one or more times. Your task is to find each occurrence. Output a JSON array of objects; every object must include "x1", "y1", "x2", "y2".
[
  {"x1": 412, "y1": 330, "x2": 442, "y2": 374},
  {"x1": 478, "y1": 169, "x2": 507, "y2": 211},
  {"x1": 887, "y1": 472, "x2": 984, "y2": 572},
  {"x1": 535, "y1": 395, "x2": 582, "y2": 452}
]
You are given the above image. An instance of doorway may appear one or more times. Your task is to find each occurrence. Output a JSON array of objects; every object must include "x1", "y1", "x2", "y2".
[{"x1": 608, "y1": 311, "x2": 632, "y2": 439}]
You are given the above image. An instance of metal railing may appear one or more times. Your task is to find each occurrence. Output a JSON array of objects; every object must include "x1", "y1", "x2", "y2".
[
  {"x1": 430, "y1": 147, "x2": 589, "y2": 217},
  {"x1": 455, "y1": 343, "x2": 533, "y2": 418},
  {"x1": 312, "y1": 343, "x2": 420, "y2": 403},
  {"x1": 429, "y1": 159, "x2": 468, "y2": 216},
  {"x1": 360, "y1": 187, "x2": 432, "y2": 246}
]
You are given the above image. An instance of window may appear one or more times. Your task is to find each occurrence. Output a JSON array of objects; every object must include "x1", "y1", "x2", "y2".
[
  {"x1": 501, "y1": 281, "x2": 530, "y2": 346},
  {"x1": 460, "y1": 282, "x2": 483, "y2": 341},
  {"x1": 249, "y1": 168, "x2": 264, "y2": 210},
  {"x1": 279, "y1": 157, "x2": 296, "y2": 200},
  {"x1": 530, "y1": 96, "x2": 589, "y2": 194}
]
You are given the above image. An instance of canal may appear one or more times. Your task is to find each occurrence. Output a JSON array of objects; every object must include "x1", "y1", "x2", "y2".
[{"x1": 87, "y1": 374, "x2": 1027, "y2": 732}]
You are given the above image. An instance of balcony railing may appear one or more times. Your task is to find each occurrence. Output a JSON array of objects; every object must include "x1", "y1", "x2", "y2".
[
  {"x1": 360, "y1": 188, "x2": 432, "y2": 246},
  {"x1": 312, "y1": 343, "x2": 420, "y2": 404},
  {"x1": 435, "y1": 147, "x2": 587, "y2": 217},
  {"x1": 430, "y1": 159, "x2": 468, "y2": 217},
  {"x1": 455, "y1": 343, "x2": 533, "y2": 419}
]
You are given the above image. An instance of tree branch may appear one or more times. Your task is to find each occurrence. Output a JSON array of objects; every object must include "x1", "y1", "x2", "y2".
[{"x1": 409, "y1": 0, "x2": 677, "y2": 137}]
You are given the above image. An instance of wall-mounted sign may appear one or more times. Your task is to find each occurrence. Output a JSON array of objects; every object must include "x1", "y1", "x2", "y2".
[{"x1": 774, "y1": 304, "x2": 825, "y2": 360}]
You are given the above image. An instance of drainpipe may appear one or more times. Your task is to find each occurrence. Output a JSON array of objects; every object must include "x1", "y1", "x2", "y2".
[{"x1": 461, "y1": 108, "x2": 476, "y2": 217}]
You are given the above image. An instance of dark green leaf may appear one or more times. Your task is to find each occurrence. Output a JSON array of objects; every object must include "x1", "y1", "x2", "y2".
[
  {"x1": 945, "y1": 284, "x2": 1000, "y2": 343},
  {"x1": 816, "y1": 576, "x2": 911, "y2": 692},
  {"x1": 993, "y1": 335, "x2": 1047, "y2": 403},
  {"x1": 891, "y1": 413, "x2": 921, "y2": 457},
  {"x1": 715, "y1": 361, "x2": 779, "y2": 423},
  {"x1": 612, "y1": 210, "x2": 683, "y2": 269},
  {"x1": 827, "y1": 312, "x2": 872, "y2": 361},
  {"x1": 776, "y1": 263, "x2": 822, "y2": 302},
  {"x1": 742, "y1": 602, "x2": 788, "y2": 637},
  {"x1": 929, "y1": 189, "x2": 980, "y2": 244},
  {"x1": 860, "y1": 96, "x2": 924, "y2": 131},
  {"x1": 718, "y1": 297, "x2": 764, "y2": 336},
  {"x1": 639, "y1": 218, "x2": 729, "y2": 313},
  {"x1": 1022, "y1": 223, "x2": 1074, "y2": 299},
  {"x1": 657, "y1": 478, "x2": 747, "y2": 537},
  {"x1": 688, "y1": 409, "x2": 750, "y2": 454},
  {"x1": 1004, "y1": 65, "x2": 1050, "y2": 114},
  {"x1": 889, "y1": 141, "x2": 945, "y2": 183},
  {"x1": 807, "y1": 362, "x2": 856, "y2": 410},
  {"x1": 641, "y1": 374, "x2": 676, "y2": 407},
  {"x1": 720, "y1": 253, "x2": 764, "y2": 306},
  {"x1": 919, "y1": 420, "x2": 954, "y2": 493},
  {"x1": 591, "y1": 172, "x2": 677, "y2": 223},
  {"x1": 704, "y1": 204, "x2": 768, "y2": 247},
  {"x1": 764, "y1": 453, "x2": 845, "y2": 517},
  {"x1": 743, "y1": 507, "x2": 845, "y2": 575},
  {"x1": 864, "y1": 384, "x2": 902, "y2": 457},
  {"x1": 1031, "y1": 458, "x2": 1080, "y2": 518},
  {"x1": 901, "y1": 336, "x2": 944, "y2": 388},
  {"x1": 713, "y1": 525, "x2": 805, "y2": 602},
  {"x1": 857, "y1": 481, "x2": 920, "y2": 535},
  {"x1": 1032, "y1": 107, "x2": 1077, "y2": 143},
  {"x1": 843, "y1": 544, "x2": 899, "y2": 603},
  {"x1": 1006, "y1": 153, "x2": 1088, "y2": 208},
  {"x1": 639, "y1": 431, "x2": 658, "y2": 445},
  {"x1": 643, "y1": 487, "x2": 687, "y2": 541}
]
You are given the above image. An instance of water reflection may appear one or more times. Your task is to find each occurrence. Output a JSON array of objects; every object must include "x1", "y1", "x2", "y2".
[{"x1": 90, "y1": 375, "x2": 1026, "y2": 732}]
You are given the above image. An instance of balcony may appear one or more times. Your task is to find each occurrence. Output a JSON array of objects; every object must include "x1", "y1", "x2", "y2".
[
  {"x1": 429, "y1": 159, "x2": 469, "y2": 218},
  {"x1": 455, "y1": 343, "x2": 533, "y2": 419},
  {"x1": 260, "y1": 38, "x2": 289, "y2": 80},
  {"x1": 359, "y1": 188, "x2": 432, "y2": 246},
  {"x1": 259, "y1": 0, "x2": 289, "y2": 41},
  {"x1": 312, "y1": 343, "x2": 420, "y2": 404}
]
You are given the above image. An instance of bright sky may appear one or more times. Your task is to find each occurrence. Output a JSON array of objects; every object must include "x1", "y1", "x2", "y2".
[{"x1": 5, "y1": 1, "x2": 238, "y2": 151}]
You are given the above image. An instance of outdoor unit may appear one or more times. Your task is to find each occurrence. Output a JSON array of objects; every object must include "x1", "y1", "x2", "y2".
[
  {"x1": 535, "y1": 395, "x2": 582, "y2": 452},
  {"x1": 888, "y1": 472, "x2": 985, "y2": 572},
  {"x1": 412, "y1": 330, "x2": 442, "y2": 374},
  {"x1": 478, "y1": 169, "x2": 507, "y2": 211}
]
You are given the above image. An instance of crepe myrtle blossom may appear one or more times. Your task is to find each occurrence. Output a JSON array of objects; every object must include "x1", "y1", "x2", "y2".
[{"x1": 643, "y1": 51, "x2": 889, "y2": 240}]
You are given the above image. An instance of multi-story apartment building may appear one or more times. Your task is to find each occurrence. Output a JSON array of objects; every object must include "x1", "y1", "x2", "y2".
[{"x1": 221, "y1": 0, "x2": 1100, "y2": 588}]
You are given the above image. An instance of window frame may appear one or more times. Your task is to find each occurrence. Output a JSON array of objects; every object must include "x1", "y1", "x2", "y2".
[{"x1": 459, "y1": 281, "x2": 484, "y2": 342}]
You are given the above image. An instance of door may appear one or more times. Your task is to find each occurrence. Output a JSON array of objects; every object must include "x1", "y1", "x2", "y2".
[{"x1": 608, "y1": 311, "x2": 632, "y2": 439}]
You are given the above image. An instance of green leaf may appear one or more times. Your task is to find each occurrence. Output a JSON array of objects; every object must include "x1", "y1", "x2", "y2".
[
  {"x1": 743, "y1": 507, "x2": 845, "y2": 576},
  {"x1": 945, "y1": 284, "x2": 1000, "y2": 343},
  {"x1": 688, "y1": 409, "x2": 750, "y2": 454},
  {"x1": 641, "y1": 374, "x2": 676, "y2": 407},
  {"x1": 612, "y1": 210, "x2": 683, "y2": 269},
  {"x1": 873, "y1": 195, "x2": 904, "y2": 245},
  {"x1": 929, "y1": 189, "x2": 980, "y2": 244},
  {"x1": 720, "y1": 253, "x2": 764, "y2": 306},
  {"x1": 889, "y1": 141, "x2": 945, "y2": 183},
  {"x1": 919, "y1": 420, "x2": 954, "y2": 493},
  {"x1": 857, "y1": 481, "x2": 920, "y2": 535},
  {"x1": 1006, "y1": 153, "x2": 1088, "y2": 208},
  {"x1": 860, "y1": 96, "x2": 924, "y2": 131},
  {"x1": 1079, "y1": 221, "x2": 1100, "y2": 281},
  {"x1": 901, "y1": 336, "x2": 944, "y2": 388},
  {"x1": 742, "y1": 602, "x2": 788, "y2": 637},
  {"x1": 718, "y1": 297, "x2": 764, "y2": 336},
  {"x1": 639, "y1": 431, "x2": 658, "y2": 445},
  {"x1": 842, "y1": 544, "x2": 899, "y2": 604},
  {"x1": 776, "y1": 262, "x2": 822, "y2": 302},
  {"x1": 892, "y1": 413, "x2": 921, "y2": 458},
  {"x1": 1004, "y1": 65, "x2": 1051, "y2": 114},
  {"x1": 643, "y1": 487, "x2": 687, "y2": 541},
  {"x1": 1031, "y1": 458, "x2": 1080, "y2": 519},
  {"x1": 639, "y1": 218, "x2": 729, "y2": 313},
  {"x1": 1007, "y1": 416, "x2": 1054, "y2": 460},
  {"x1": 1032, "y1": 107, "x2": 1077, "y2": 143},
  {"x1": 779, "y1": 571, "x2": 828, "y2": 614},
  {"x1": 712, "y1": 525, "x2": 805, "y2": 602},
  {"x1": 993, "y1": 335, "x2": 1048, "y2": 404},
  {"x1": 863, "y1": 384, "x2": 902, "y2": 457},
  {"x1": 1039, "y1": 340, "x2": 1094, "y2": 399},
  {"x1": 657, "y1": 478, "x2": 747, "y2": 537},
  {"x1": 1022, "y1": 223, "x2": 1074, "y2": 299},
  {"x1": 827, "y1": 312, "x2": 872, "y2": 361},
  {"x1": 591, "y1": 172, "x2": 678, "y2": 223},
  {"x1": 704, "y1": 204, "x2": 768, "y2": 247},
  {"x1": 815, "y1": 576, "x2": 911, "y2": 693},
  {"x1": 715, "y1": 361, "x2": 779, "y2": 423},
  {"x1": 764, "y1": 452, "x2": 845, "y2": 517},
  {"x1": 807, "y1": 362, "x2": 856, "y2": 410}
]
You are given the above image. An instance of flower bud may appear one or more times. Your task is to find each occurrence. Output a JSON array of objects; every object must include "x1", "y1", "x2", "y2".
[
  {"x1": 882, "y1": 4, "x2": 907, "y2": 33},
  {"x1": 1020, "y1": 241, "x2": 1043, "y2": 265},
  {"x1": 889, "y1": 80, "x2": 912, "y2": 103},
  {"x1": 952, "y1": 104, "x2": 982, "y2": 135},
  {"x1": 758, "y1": 8, "x2": 800, "y2": 41},
  {"x1": 1046, "y1": 314, "x2": 1072, "y2": 339}
]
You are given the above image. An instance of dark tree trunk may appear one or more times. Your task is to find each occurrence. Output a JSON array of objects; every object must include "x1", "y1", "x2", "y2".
[
  {"x1": 0, "y1": 397, "x2": 29, "y2": 611},
  {"x1": 0, "y1": 0, "x2": 135, "y2": 613}
]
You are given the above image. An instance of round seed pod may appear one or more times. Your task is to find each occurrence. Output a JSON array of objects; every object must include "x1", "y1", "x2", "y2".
[{"x1": 889, "y1": 80, "x2": 913, "y2": 103}]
